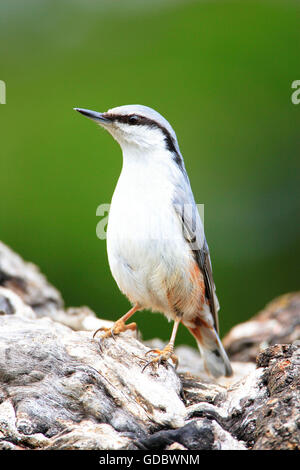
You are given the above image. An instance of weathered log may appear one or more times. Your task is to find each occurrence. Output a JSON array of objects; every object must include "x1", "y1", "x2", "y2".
[
  {"x1": 0, "y1": 241, "x2": 299, "y2": 450},
  {"x1": 223, "y1": 292, "x2": 300, "y2": 363}
]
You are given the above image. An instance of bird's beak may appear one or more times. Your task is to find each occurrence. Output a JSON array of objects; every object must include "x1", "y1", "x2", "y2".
[{"x1": 74, "y1": 108, "x2": 111, "y2": 124}]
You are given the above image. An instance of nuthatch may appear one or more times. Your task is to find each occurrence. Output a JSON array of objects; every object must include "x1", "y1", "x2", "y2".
[{"x1": 75, "y1": 104, "x2": 232, "y2": 378}]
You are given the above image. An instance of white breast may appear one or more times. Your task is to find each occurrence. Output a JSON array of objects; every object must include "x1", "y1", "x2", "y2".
[{"x1": 106, "y1": 148, "x2": 192, "y2": 315}]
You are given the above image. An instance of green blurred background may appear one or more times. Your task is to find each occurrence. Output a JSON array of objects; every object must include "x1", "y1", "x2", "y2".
[{"x1": 1, "y1": 0, "x2": 299, "y2": 346}]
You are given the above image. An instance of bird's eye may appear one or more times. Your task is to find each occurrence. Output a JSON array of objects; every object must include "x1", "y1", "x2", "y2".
[{"x1": 128, "y1": 115, "x2": 140, "y2": 125}]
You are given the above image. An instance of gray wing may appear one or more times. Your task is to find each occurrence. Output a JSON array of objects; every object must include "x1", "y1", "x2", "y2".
[{"x1": 173, "y1": 177, "x2": 220, "y2": 333}]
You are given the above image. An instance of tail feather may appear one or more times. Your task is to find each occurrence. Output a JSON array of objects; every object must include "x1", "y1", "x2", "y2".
[{"x1": 188, "y1": 324, "x2": 233, "y2": 378}]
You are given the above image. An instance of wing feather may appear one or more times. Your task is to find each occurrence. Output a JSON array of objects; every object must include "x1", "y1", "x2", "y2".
[{"x1": 173, "y1": 179, "x2": 220, "y2": 333}]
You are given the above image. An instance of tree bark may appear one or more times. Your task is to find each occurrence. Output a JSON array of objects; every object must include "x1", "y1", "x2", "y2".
[{"x1": 0, "y1": 241, "x2": 299, "y2": 450}]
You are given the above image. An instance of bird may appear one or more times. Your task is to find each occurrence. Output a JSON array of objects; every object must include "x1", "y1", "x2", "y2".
[{"x1": 74, "y1": 104, "x2": 232, "y2": 378}]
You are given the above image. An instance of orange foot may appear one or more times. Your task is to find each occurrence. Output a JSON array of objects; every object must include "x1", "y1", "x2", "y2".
[
  {"x1": 93, "y1": 319, "x2": 137, "y2": 351},
  {"x1": 142, "y1": 344, "x2": 178, "y2": 372}
]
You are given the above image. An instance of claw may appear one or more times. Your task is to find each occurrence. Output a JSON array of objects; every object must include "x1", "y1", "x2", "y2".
[
  {"x1": 141, "y1": 344, "x2": 178, "y2": 373},
  {"x1": 145, "y1": 348, "x2": 161, "y2": 356},
  {"x1": 93, "y1": 319, "x2": 137, "y2": 353},
  {"x1": 93, "y1": 326, "x2": 110, "y2": 339},
  {"x1": 110, "y1": 328, "x2": 116, "y2": 341},
  {"x1": 142, "y1": 360, "x2": 155, "y2": 373},
  {"x1": 98, "y1": 338, "x2": 103, "y2": 354}
]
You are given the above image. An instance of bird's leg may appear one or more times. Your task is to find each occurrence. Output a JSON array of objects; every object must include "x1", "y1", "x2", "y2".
[
  {"x1": 93, "y1": 304, "x2": 140, "y2": 343},
  {"x1": 142, "y1": 316, "x2": 181, "y2": 372}
]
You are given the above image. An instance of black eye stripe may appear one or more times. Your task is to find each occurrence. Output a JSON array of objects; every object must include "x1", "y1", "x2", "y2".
[
  {"x1": 128, "y1": 114, "x2": 140, "y2": 124},
  {"x1": 103, "y1": 113, "x2": 174, "y2": 140},
  {"x1": 102, "y1": 112, "x2": 186, "y2": 175},
  {"x1": 103, "y1": 113, "x2": 148, "y2": 126}
]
